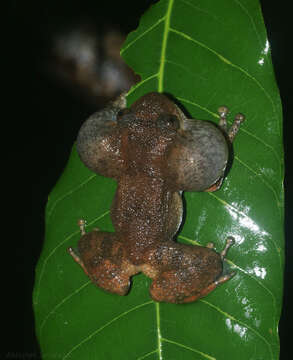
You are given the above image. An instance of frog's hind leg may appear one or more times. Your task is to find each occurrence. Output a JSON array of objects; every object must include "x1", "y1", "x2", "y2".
[
  {"x1": 149, "y1": 238, "x2": 235, "y2": 304},
  {"x1": 68, "y1": 220, "x2": 138, "y2": 296},
  {"x1": 181, "y1": 270, "x2": 235, "y2": 303},
  {"x1": 68, "y1": 247, "x2": 89, "y2": 276},
  {"x1": 67, "y1": 219, "x2": 91, "y2": 275},
  {"x1": 180, "y1": 237, "x2": 236, "y2": 303},
  {"x1": 148, "y1": 242, "x2": 221, "y2": 303}
]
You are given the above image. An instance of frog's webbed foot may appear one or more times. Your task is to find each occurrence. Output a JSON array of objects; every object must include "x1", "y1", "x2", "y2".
[
  {"x1": 217, "y1": 106, "x2": 245, "y2": 143},
  {"x1": 68, "y1": 220, "x2": 138, "y2": 296}
]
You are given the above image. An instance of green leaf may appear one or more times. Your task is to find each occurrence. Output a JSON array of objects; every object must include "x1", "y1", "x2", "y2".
[{"x1": 33, "y1": 0, "x2": 284, "y2": 359}]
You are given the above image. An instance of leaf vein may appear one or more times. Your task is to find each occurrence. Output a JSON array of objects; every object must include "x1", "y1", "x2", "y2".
[
  {"x1": 128, "y1": 73, "x2": 159, "y2": 96},
  {"x1": 165, "y1": 59, "x2": 207, "y2": 81},
  {"x1": 179, "y1": 234, "x2": 277, "y2": 319},
  {"x1": 137, "y1": 349, "x2": 159, "y2": 360},
  {"x1": 162, "y1": 338, "x2": 216, "y2": 360},
  {"x1": 39, "y1": 281, "x2": 91, "y2": 333},
  {"x1": 120, "y1": 16, "x2": 166, "y2": 55},
  {"x1": 200, "y1": 299, "x2": 274, "y2": 359},
  {"x1": 169, "y1": 27, "x2": 279, "y2": 136},
  {"x1": 234, "y1": 155, "x2": 281, "y2": 210},
  {"x1": 226, "y1": 259, "x2": 278, "y2": 324},
  {"x1": 178, "y1": 234, "x2": 200, "y2": 246},
  {"x1": 233, "y1": 0, "x2": 263, "y2": 50},
  {"x1": 46, "y1": 174, "x2": 96, "y2": 224},
  {"x1": 208, "y1": 192, "x2": 282, "y2": 267},
  {"x1": 158, "y1": 0, "x2": 175, "y2": 92},
  {"x1": 62, "y1": 301, "x2": 153, "y2": 359},
  {"x1": 121, "y1": 17, "x2": 166, "y2": 55},
  {"x1": 34, "y1": 210, "x2": 110, "y2": 305},
  {"x1": 177, "y1": 96, "x2": 219, "y2": 118},
  {"x1": 155, "y1": 302, "x2": 162, "y2": 360},
  {"x1": 179, "y1": 0, "x2": 220, "y2": 21}
]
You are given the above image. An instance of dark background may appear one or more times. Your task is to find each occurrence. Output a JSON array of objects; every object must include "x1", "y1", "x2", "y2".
[{"x1": 8, "y1": 0, "x2": 292, "y2": 358}]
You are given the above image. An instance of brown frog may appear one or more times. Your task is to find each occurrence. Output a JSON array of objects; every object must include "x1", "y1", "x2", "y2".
[{"x1": 68, "y1": 92, "x2": 244, "y2": 303}]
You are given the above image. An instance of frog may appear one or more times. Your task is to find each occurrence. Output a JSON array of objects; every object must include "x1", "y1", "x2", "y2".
[{"x1": 68, "y1": 92, "x2": 245, "y2": 303}]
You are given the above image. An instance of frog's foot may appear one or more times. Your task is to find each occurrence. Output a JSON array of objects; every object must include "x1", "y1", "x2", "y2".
[
  {"x1": 228, "y1": 113, "x2": 245, "y2": 142},
  {"x1": 205, "y1": 108, "x2": 245, "y2": 193},
  {"x1": 68, "y1": 247, "x2": 89, "y2": 276},
  {"x1": 181, "y1": 271, "x2": 236, "y2": 303},
  {"x1": 217, "y1": 106, "x2": 245, "y2": 143},
  {"x1": 69, "y1": 223, "x2": 138, "y2": 295},
  {"x1": 220, "y1": 236, "x2": 235, "y2": 260}
]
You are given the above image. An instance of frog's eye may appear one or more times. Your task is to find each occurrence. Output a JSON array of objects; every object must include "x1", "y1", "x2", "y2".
[
  {"x1": 117, "y1": 108, "x2": 130, "y2": 121},
  {"x1": 117, "y1": 109, "x2": 136, "y2": 127},
  {"x1": 157, "y1": 114, "x2": 180, "y2": 130}
]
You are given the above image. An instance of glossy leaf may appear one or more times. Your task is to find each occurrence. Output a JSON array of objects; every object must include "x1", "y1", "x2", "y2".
[{"x1": 33, "y1": 0, "x2": 284, "y2": 359}]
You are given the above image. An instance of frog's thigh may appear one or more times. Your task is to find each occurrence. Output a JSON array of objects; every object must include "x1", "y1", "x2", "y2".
[
  {"x1": 149, "y1": 244, "x2": 222, "y2": 303},
  {"x1": 78, "y1": 231, "x2": 138, "y2": 295},
  {"x1": 149, "y1": 271, "x2": 221, "y2": 304}
]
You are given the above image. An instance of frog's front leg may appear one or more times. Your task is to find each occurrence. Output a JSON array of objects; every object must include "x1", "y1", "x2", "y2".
[
  {"x1": 204, "y1": 107, "x2": 245, "y2": 192},
  {"x1": 217, "y1": 106, "x2": 245, "y2": 142},
  {"x1": 68, "y1": 220, "x2": 139, "y2": 296}
]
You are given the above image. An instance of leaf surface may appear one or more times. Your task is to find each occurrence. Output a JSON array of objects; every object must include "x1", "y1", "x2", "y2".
[{"x1": 34, "y1": 0, "x2": 284, "y2": 359}]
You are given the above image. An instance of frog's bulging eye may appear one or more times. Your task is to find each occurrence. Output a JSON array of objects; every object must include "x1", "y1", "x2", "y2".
[
  {"x1": 157, "y1": 114, "x2": 180, "y2": 130},
  {"x1": 117, "y1": 108, "x2": 130, "y2": 120},
  {"x1": 117, "y1": 110, "x2": 136, "y2": 127}
]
